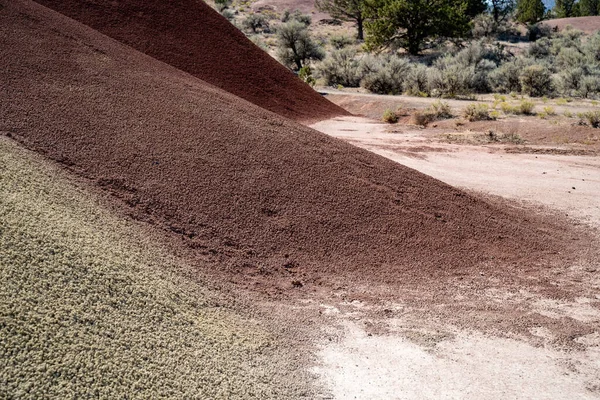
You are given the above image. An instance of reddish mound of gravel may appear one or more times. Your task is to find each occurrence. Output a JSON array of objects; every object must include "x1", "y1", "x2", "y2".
[
  {"x1": 544, "y1": 16, "x2": 600, "y2": 34},
  {"x1": 2, "y1": 0, "x2": 575, "y2": 285},
  {"x1": 33, "y1": 0, "x2": 346, "y2": 123}
]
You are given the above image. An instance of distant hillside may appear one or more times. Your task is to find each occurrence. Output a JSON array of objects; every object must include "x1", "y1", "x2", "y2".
[{"x1": 544, "y1": 15, "x2": 600, "y2": 33}]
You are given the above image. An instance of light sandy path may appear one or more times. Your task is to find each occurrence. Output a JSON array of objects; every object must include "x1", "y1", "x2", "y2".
[
  {"x1": 312, "y1": 116, "x2": 600, "y2": 228},
  {"x1": 310, "y1": 115, "x2": 600, "y2": 400}
]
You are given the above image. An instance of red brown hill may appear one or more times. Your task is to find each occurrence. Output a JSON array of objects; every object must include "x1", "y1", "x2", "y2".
[
  {"x1": 33, "y1": 0, "x2": 346, "y2": 122},
  {"x1": 543, "y1": 16, "x2": 600, "y2": 34},
  {"x1": 1, "y1": 0, "x2": 576, "y2": 286}
]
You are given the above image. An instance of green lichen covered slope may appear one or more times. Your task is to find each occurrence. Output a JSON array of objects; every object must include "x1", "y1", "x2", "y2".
[{"x1": 0, "y1": 137, "x2": 312, "y2": 399}]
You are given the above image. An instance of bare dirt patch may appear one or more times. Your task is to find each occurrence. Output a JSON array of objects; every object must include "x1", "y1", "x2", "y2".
[
  {"x1": 544, "y1": 16, "x2": 600, "y2": 34},
  {"x1": 311, "y1": 110, "x2": 600, "y2": 399}
]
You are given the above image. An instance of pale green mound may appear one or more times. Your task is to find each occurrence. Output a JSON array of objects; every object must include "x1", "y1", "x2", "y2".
[{"x1": 0, "y1": 137, "x2": 310, "y2": 399}]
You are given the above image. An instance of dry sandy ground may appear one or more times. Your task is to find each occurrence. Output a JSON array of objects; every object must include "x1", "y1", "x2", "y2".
[{"x1": 310, "y1": 114, "x2": 600, "y2": 399}]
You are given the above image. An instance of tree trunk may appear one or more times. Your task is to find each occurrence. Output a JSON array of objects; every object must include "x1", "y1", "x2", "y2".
[
  {"x1": 407, "y1": 32, "x2": 420, "y2": 55},
  {"x1": 356, "y1": 14, "x2": 364, "y2": 41}
]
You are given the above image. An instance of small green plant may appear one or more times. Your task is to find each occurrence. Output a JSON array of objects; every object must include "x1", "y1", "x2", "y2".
[
  {"x1": 500, "y1": 102, "x2": 515, "y2": 114},
  {"x1": 490, "y1": 110, "x2": 501, "y2": 119},
  {"x1": 429, "y1": 100, "x2": 452, "y2": 119},
  {"x1": 592, "y1": 100, "x2": 599, "y2": 106},
  {"x1": 463, "y1": 103, "x2": 495, "y2": 121},
  {"x1": 518, "y1": 100, "x2": 535, "y2": 115},
  {"x1": 298, "y1": 65, "x2": 316, "y2": 86},
  {"x1": 581, "y1": 110, "x2": 600, "y2": 128},
  {"x1": 510, "y1": 92, "x2": 518, "y2": 99},
  {"x1": 564, "y1": 110, "x2": 573, "y2": 117},
  {"x1": 382, "y1": 109, "x2": 399, "y2": 123},
  {"x1": 412, "y1": 100, "x2": 453, "y2": 126},
  {"x1": 542, "y1": 96, "x2": 549, "y2": 103},
  {"x1": 493, "y1": 94, "x2": 507, "y2": 102},
  {"x1": 543, "y1": 106, "x2": 556, "y2": 115}
]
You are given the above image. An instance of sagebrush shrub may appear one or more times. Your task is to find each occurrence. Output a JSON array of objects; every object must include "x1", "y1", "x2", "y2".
[
  {"x1": 555, "y1": 67, "x2": 584, "y2": 96},
  {"x1": 428, "y1": 63, "x2": 475, "y2": 98},
  {"x1": 489, "y1": 59, "x2": 528, "y2": 93},
  {"x1": 463, "y1": 103, "x2": 494, "y2": 121},
  {"x1": 518, "y1": 100, "x2": 535, "y2": 114},
  {"x1": 360, "y1": 55, "x2": 410, "y2": 95},
  {"x1": 221, "y1": 9, "x2": 235, "y2": 20},
  {"x1": 404, "y1": 64, "x2": 429, "y2": 96},
  {"x1": 329, "y1": 34, "x2": 354, "y2": 49},
  {"x1": 582, "y1": 110, "x2": 600, "y2": 128},
  {"x1": 281, "y1": 10, "x2": 311, "y2": 25},
  {"x1": 242, "y1": 14, "x2": 270, "y2": 33},
  {"x1": 411, "y1": 101, "x2": 452, "y2": 126},
  {"x1": 579, "y1": 75, "x2": 600, "y2": 99},
  {"x1": 584, "y1": 32, "x2": 600, "y2": 63},
  {"x1": 528, "y1": 37, "x2": 551, "y2": 58},
  {"x1": 519, "y1": 65, "x2": 552, "y2": 97},
  {"x1": 317, "y1": 49, "x2": 361, "y2": 87},
  {"x1": 556, "y1": 47, "x2": 586, "y2": 69}
]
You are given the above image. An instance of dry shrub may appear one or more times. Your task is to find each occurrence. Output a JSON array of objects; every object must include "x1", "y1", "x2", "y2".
[
  {"x1": 463, "y1": 103, "x2": 494, "y2": 121},
  {"x1": 519, "y1": 65, "x2": 552, "y2": 97},
  {"x1": 382, "y1": 108, "x2": 399, "y2": 123},
  {"x1": 412, "y1": 100, "x2": 453, "y2": 126}
]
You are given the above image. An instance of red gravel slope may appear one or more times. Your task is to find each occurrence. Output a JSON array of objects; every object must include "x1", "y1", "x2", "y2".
[
  {"x1": 544, "y1": 16, "x2": 600, "y2": 34},
  {"x1": 33, "y1": 0, "x2": 346, "y2": 122},
  {"x1": 1, "y1": 0, "x2": 577, "y2": 285}
]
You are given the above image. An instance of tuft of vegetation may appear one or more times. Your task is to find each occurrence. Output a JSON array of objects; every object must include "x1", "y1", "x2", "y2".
[
  {"x1": 317, "y1": 48, "x2": 361, "y2": 87},
  {"x1": 382, "y1": 108, "x2": 399, "y2": 123},
  {"x1": 329, "y1": 34, "x2": 354, "y2": 49},
  {"x1": 242, "y1": 13, "x2": 270, "y2": 33},
  {"x1": 518, "y1": 99, "x2": 536, "y2": 114},
  {"x1": 360, "y1": 55, "x2": 410, "y2": 95},
  {"x1": 298, "y1": 65, "x2": 316, "y2": 86},
  {"x1": 404, "y1": 64, "x2": 430, "y2": 96},
  {"x1": 412, "y1": 100, "x2": 453, "y2": 126},
  {"x1": 519, "y1": 65, "x2": 552, "y2": 97},
  {"x1": 463, "y1": 103, "x2": 495, "y2": 121},
  {"x1": 581, "y1": 110, "x2": 600, "y2": 128},
  {"x1": 281, "y1": 9, "x2": 312, "y2": 25}
]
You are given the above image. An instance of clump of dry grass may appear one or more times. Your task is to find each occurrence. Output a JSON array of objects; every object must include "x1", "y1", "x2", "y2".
[
  {"x1": 463, "y1": 103, "x2": 495, "y2": 121},
  {"x1": 411, "y1": 100, "x2": 453, "y2": 126},
  {"x1": 382, "y1": 108, "x2": 399, "y2": 123},
  {"x1": 0, "y1": 138, "x2": 312, "y2": 399},
  {"x1": 442, "y1": 130, "x2": 524, "y2": 144}
]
